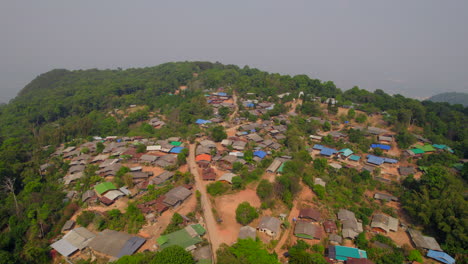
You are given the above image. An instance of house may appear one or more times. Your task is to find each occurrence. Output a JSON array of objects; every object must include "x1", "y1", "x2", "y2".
[
  {"x1": 88, "y1": 229, "x2": 146, "y2": 259},
  {"x1": 339, "y1": 148, "x2": 354, "y2": 158},
  {"x1": 170, "y1": 147, "x2": 185, "y2": 154},
  {"x1": 69, "y1": 165, "x2": 85, "y2": 174},
  {"x1": 232, "y1": 140, "x2": 247, "y2": 151},
  {"x1": 294, "y1": 221, "x2": 323, "y2": 240},
  {"x1": 349, "y1": 155, "x2": 361, "y2": 162},
  {"x1": 195, "y1": 119, "x2": 212, "y2": 125},
  {"x1": 315, "y1": 178, "x2": 326, "y2": 187},
  {"x1": 373, "y1": 193, "x2": 398, "y2": 202},
  {"x1": 329, "y1": 234, "x2": 342, "y2": 245},
  {"x1": 266, "y1": 158, "x2": 282, "y2": 173},
  {"x1": 130, "y1": 171, "x2": 151, "y2": 182},
  {"x1": 323, "y1": 220, "x2": 338, "y2": 233},
  {"x1": 152, "y1": 171, "x2": 175, "y2": 185},
  {"x1": 398, "y1": 166, "x2": 416, "y2": 177},
  {"x1": 416, "y1": 144, "x2": 436, "y2": 153},
  {"x1": 407, "y1": 228, "x2": 442, "y2": 251},
  {"x1": 163, "y1": 186, "x2": 192, "y2": 207},
  {"x1": 298, "y1": 208, "x2": 322, "y2": 222},
  {"x1": 140, "y1": 154, "x2": 158, "y2": 163},
  {"x1": 51, "y1": 227, "x2": 96, "y2": 257},
  {"x1": 328, "y1": 245, "x2": 368, "y2": 261},
  {"x1": 330, "y1": 163, "x2": 343, "y2": 170},
  {"x1": 378, "y1": 136, "x2": 393, "y2": 142},
  {"x1": 94, "y1": 182, "x2": 117, "y2": 195},
  {"x1": 221, "y1": 139, "x2": 232, "y2": 146},
  {"x1": 103, "y1": 190, "x2": 125, "y2": 201},
  {"x1": 253, "y1": 150, "x2": 267, "y2": 159},
  {"x1": 154, "y1": 154, "x2": 177, "y2": 168},
  {"x1": 338, "y1": 209, "x2": 363, "y2": 239},
  {"x1": 320, "y1": 147, "x2": 338, "y2": 157},
  {"x1": 196, "y1": 145, "x2": 211, "y2": 155},
  {"x1": 156, "y1": 224, "x2": 205, "y2": 250},
  {"x1": 310, "y1": 135, "x2": 323, "y2": 141},
  {"x1": 64, "y1": 172, "x2": 84, "y2": 185},
  {"x1": 426, "y1": 250, "x2": 455, "y2": 264},
  {"x1": 367, "y1": 127, "x2": 388, "y2": 135},
  {"x1": 82, "y1": 190, "x2": 96, "y2": 202},
  {"x1": 218, "y1": 173, "x2": 236, "y2": 184},
  {"x1": 196, "y1": 154, "x2": 212, "y2": 163},
  {"x1": 62, "y1": 220, "x2": 75, "y2": 232},
  {"x1": 370, "y1": 214, "x2": 398, "y2": 233},
  {"x1": 91, "y1": 154, "x2": 110, "y2": 163},
  {"x1": 193, "y1": 246, "x2": 212, "y2": 263},
  {"x1": 238, "y1": 226, "x2": 256, "y2": 240},
  {"x1": 370, "y1": 144, "x2": 391, "y2": 151},
  {"x1": 257, "y1": 216, "x2": 281, "y2": 237},
  {"x1": 100, "y1": 196, "x2": 114, "y2": 206},
  {"x1": 247, "y1": 133, "x2": 263, "y2": 143},
  {"x1": 346, "y1": 259, "x2": 375, "y2": 264},
  {"x1": 202, "y1": 168, "x2": 217, "y2": 181},
  {"x1": 199, "y1": 139, "x2": 217, "y2": 149}
]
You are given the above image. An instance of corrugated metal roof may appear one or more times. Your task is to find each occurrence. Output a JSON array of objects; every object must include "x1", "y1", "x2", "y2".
[
  {"x1": 51, "y1": 239, "x2": 78, "y2": 256},
  {"x1": 116, "y1": 236, "x2": 146, "y2": 258}
]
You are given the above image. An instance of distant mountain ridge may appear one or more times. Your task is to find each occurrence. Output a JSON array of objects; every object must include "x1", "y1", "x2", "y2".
[{"x1": 428, "y1": 92, "x2": 468, "y2": 106}]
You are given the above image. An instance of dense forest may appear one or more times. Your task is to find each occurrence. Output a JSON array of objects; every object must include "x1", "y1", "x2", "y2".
[
  {"x1": 428, "y1": 92, "x2": 468, "y2": 107},
  {"x1": 0, "y1": 61, "x2": 466, "y2": 263}
]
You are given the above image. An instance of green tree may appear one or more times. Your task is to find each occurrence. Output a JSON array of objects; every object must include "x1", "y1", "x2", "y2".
[
  {"x1": 217, "y1": 239, "x2": 280, "y2": 264},
  {"x1": 151, "y1": 245, "x2": 194, "y2": 264},
  {"x1": 256, "y1": 179, "x2": 273, "y2": 200},
  {"x1": 407, "y1": 250, "x2": 423, "y2": 263},
  {"x1": 211, "y1": 126, "x2": 227, "y2": 142},
  {"x1": 235, "y1": 202, "x2": 258, "y2": 225},
  {"x1": 347, "y1": 108, "x2": 356, "y2": 119}
]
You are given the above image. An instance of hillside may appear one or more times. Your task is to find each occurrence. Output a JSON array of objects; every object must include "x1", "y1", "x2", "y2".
[
  {"x1": 0, "y1": 61, "x2": 466, "y2": 264},
  {"x1": 428, "y1": 92, "x2": 468, "y2": 106}
]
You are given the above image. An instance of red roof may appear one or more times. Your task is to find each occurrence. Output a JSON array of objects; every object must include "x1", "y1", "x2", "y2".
[
  {"x1": 202, "y1": 168, "x2": 217, "y2": 180},
  {"x1": 196, "y1": 154, "x2": 212, "y2": 162},
  {"x1": 99, "y1": 196, "x2": 114, "y2": 206},
  {"x1": 323, "y1": 220, "x2": 338, "y2": 233},
  {"x1": 299, "y1": 208, "x2": 322, "y2": 221}
]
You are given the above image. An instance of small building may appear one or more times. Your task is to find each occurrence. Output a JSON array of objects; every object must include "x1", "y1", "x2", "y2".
[
  {"x1": 266, "y1": 159, "x2": 282, "y2": 173},
  {"x1": 88, "y1": 229, "x2": 146, "y2": 259},
  {"x1": 298, "y1": 208, "x2": 322, "y2": 222},
  {"x1": 323, "y1": 220, "x2": 338, "y2": 233},
  {"x1": 51, "y1": 227, "x2": 96, "y2": 257},
  {"x1": 82, "y1": 190, "x2": 96, "y2": 203},
  {"x1": 163, "y1": 186, "x2": 192, "y2": 207},
  {"x1": 338, "y1": 209, "x2": 363, "y2": 239},
  {"x1": 94, "y1": 182, "x2": 117, "y2": 195},
  {"x1": 398, "y1": 166, "x2": 416, "y2": 177},
  {"x1": 328, "y1": 245, "x2": 368, "y2": 261},
  {"x1": 238, "y1": 226, "x2": 256, "y2": 240},
  {"x1": 62, "y1": 220, "x2": 75, "y2": 232},
  {"x1": 218, "y1": 173, "x2": 236, "y2": 184},
  {"x1": 407, "y1": 229, "x2": 442, "y2": 251},
  {"x1": 370, "y1": 214, "x2": 398, "y2": 233},
  {"x1": 370, "y1": 144, "x2": 391, "y2": 151},
  {"x1": 373, "y1": 193, "x2": 398, "y2": 202},
  {"x1": 294, "y1": 221, "x2": 323, "y2": 240},
  {"x1": 152, "y1": 171, "x2": 175, "y2": 185},
  {"x1": 426, "y1": 250, "x2": 455, "y2": 264},
  {"x1": 314, "y1": 178, "x2": 326, "y2": 187},
  {"x1": 329, "y1": 234, "x2": 342, "y2": 245},
  {"x1": 257, "y1": 216, "x2": 281, "y2": 238}
]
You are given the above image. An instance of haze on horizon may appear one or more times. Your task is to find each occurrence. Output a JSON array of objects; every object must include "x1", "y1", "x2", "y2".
[{"x1": 1, "y1": 0, "x2": 467, "y2": 103}]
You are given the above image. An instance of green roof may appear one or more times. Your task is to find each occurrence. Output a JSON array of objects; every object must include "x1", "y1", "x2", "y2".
[
  {"x1": 409, "y1": 148, "x2": 425, "y2": 154},
  {"x1": 452, "y1": 163, "x2": 463, "y2": 171},
  {"x1": 339, "y1": 148, "x2": 354, "y2": 157},
  {"x1": 278, "y1": 162, "x2": 286, "y2": 173},
  {"x1": 416, "y1": 144, "x2": 436, "y2": 152},
  {"x1": 170, "y1": 141, "x2": 183, "y2": 146},
  {"x1": 94, "y1": 182, "x2": 117, "y2": 195},
  {"x1": 190, "y1": 224, "x2": 206, "y2": 236},
  {"x1": 334, "y1": 246, "x2": 367, "y2": 261},
  {"x1": 349, "y1": 155, "x2": 361, "y2": 161},
  {"x1": 157, "y1": 227, "x2": 203, "y2": 249},
  {"x1": 295, "y1": 233, "x2": 315, "y2": 240},
  {"x1": 432, "y1": 144, "x2": 447, "y2": 149}
]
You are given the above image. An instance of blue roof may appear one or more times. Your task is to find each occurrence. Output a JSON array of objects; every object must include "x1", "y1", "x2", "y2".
[
  {"x1": 371, "y1": 144, "x2": 391, "y2": 150},
  {"x1": 427, "y1": 250, "x2": 455, "y2": 264},
  {"x1": 217, "y1": 92, "x2": 227, "y2": 96},
  {"x1": 253, "y1": 150, "x2": 267, "y2": 159},
  {"x1": 313, "y1": 144, "x2": 324, "y2": 150},
  {"x1": 349, "y1": 155, "x2": 361, "y2": 161},
  {"x1": 383, "y1": 157, "x2": 398, "y2": 164},
  {"x1": 367, "y1": 155, "x2": 384, "y2": 165},
  {"x1": 333, "y1": 246, "x2": 368, "y2": 260},
  {"x1": 195, "y1": 119, "x2": 212, "y2": 125},
  {"x1": 320, "y1": 147, "x2": 337, "y2": 156},
  {"x1": 170, "y1": 147, "x2": 185, "y2": 154}
]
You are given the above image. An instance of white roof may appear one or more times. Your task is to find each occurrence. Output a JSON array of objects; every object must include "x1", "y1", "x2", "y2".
[
  {"x1": 218, "y1": 173, "x2": 236, "y2": 184},
  {"x1": 330, "y1": 163, "x2": 342, "y2": 169},
  {"x1": 146, "y1": 145, "x2": 161, "y2": 151},
  {"x1": 51, "y1": 239, "x2": 78, "y2": 256},
  {"x1": 63, "y1": 227, "x2": 96, "y2": 250},
  {"x1": 104, "y1": 190, "x2": 124, "y2": 201}
]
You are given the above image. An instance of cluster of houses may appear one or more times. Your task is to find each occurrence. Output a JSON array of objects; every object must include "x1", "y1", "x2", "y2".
[{"x1": 51, "y1": 227, "x2": 146, "y2": 261}]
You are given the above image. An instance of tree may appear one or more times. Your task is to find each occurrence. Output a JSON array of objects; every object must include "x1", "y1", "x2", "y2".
[
  {"x1": 136, "y1": 144, "x2": 146, "y2": 153},
  {"x1": 322, "y1": 121, "x2": 331, "y2": 132},
  {"x1": 211, "y1": 126, "x2": 227, "y2": 142},
  {"x1": 355, "y1": 113, "x2": 367, "y2": 123},
  {"x1": 232, "y1": 176, "x2": 243, "y2": 190},
  {"x1": 217, "y1": 239, "x2": 280, "y2": 264},
  {"x1": 151, "y1": 245, "x2": 194, "y2": 264},
  {"x1": 219, "y1": 106, "x2": 230, "y2": 119},
  {"x1": 256, "y1": 179, "x2": 273, "y2": 200},
  {"x1": 407, "y1": 250, "x2": 423, "y2": 263},
  {"x1": 347, "y1": 108, "x2": 356, "y2": 119},
  {"x1": 313, "y1": 158, "x2": 328, "y2": 172},
  {"x1": 207, "y1": 181, "x2": 229, "y2": 196},
  {"x1": 235, "y1": 202, "x2": 258, "y2": 225}
]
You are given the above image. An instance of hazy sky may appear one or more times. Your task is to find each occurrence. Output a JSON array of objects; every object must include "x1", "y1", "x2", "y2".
[{"x1": 1, "y1": 0, "x2": 468, "y2": 102}]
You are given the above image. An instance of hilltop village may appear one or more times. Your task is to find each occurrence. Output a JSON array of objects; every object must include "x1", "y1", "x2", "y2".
[{"x1": 43, "y1": 88, "x2": 462, "y2": 264}]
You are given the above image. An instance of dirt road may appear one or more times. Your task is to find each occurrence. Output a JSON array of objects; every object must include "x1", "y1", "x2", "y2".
[
  {"x1": 228, "y1": 91, "x2": 239, "y2": 123},
  {"x1": 188, "y1": 143, "x2": 221, "y2": 262}
]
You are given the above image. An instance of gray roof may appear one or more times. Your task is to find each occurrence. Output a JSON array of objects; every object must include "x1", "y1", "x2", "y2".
[
  {"x1": 294, "y1": 221, "x2": 318, "y2": 237},
  {"x1": 196, "y1": 145, "x2": 211, "y2": 155},
  {"x1": 338, "y1": 209, "x2": 355, "y2": 220},
  {"x1": 378, "y1": 135, "x2": 393, "y2": 142},
  {"x1": 374, "y1": 193, "x2": 398, "y2": 202},
  {"x1": 220, "y1": 155, "x2": 237, "y2": 164},
  {"x1": 140, "y1": 154, "x2": 158, "y2": 162},
  {"x1": 408, "y1": 229, "x2": 442, "y2": 251},
  {"x1": 88, "y1": 229, "x2": 144, "y2": 258},
  {"x1": 62, "y1": 220, "x2": 75, "y2": 231},
  {"x1": 258, "y1": 216, "x2": 281, "y2": 234},
  {"x1": 82, "y1": 190, "x2": 96, "y2": 202},
  {"x1": 247, "y1": 133, "x2": 263, "y2": 142},
  {"x1": 371, "y1": 214, "x2": 398, "y2": 233},
  {"x1": 398, "y1": 166, "x2": 416, "y2": 176},
  {"x1": 164, "y1": 186, "x2": 191, "y2": 206},
  {"x1": 63, "y1": 227, "x2": 96, "y2": 250},
  {"x1": 238, "y1": 226, "x2": 256, "y2": 240},
  {"x1": 51, "y1": 238, "x2": 78, "y2": 256},
  {"x1": 199, "y1": 140, "x2": 217, "y2": 148},
  {"x1": 329, "y1": 234, "x2": 342, "y2": 244},
  {"x1": 69, "y1": 165, "x2": 85, "y2": 174},
  {"x1": 152, "y1": 171, "x2": 175, "y2": 185},
  {"x1": 367, "y1": 126, "x2": 389, "y2": 135},
  {"x1": 218, "y1": 173, "x2": 236, "y2": 184},
  {"x1": 266, "y1": 159, "x2": 282, "y2": 173}
]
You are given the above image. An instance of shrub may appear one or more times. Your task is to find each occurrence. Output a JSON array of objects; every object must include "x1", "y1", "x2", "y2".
[
  {"x1": 76, "y1": 211, "x2": 95, "y2": 227},
  {"x1": 207, "y1": 182, "x2": 229, "y2": 196},
  {"x1": 235, "y1": 202, "x2": 258, "y2": 225}
]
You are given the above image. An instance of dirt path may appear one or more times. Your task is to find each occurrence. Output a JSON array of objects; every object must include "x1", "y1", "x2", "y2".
[
  {"x1": 228, "y1": 91, "x2": 239, "y2": 123},
  {"x1": 188, "y1": 143, "x2": 220, "y2": 262}
]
